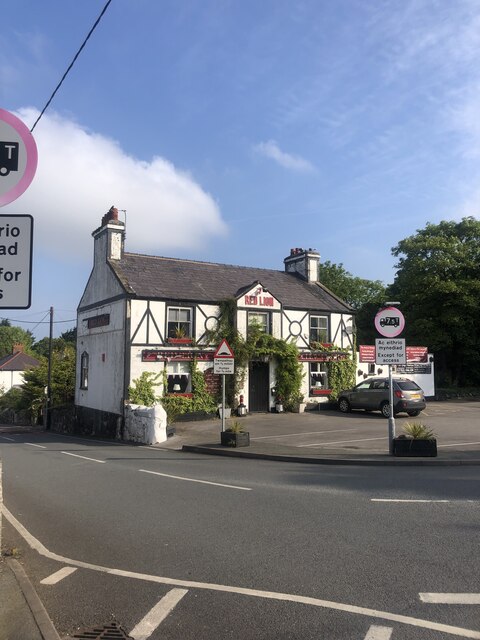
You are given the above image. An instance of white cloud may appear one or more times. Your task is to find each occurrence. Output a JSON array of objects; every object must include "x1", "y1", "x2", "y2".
[
  {"x1": 254, "y1": 140, "x2": 315, "y2": 173},
  {"x1": 8, "y1": 108, "x2": 227, "y2": 260}
]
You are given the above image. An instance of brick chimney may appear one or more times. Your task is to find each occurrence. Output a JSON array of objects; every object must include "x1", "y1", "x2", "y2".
[
  {"x1": 283, "y1": 247, "x2": 320, "y2": 283},
  {"x1": 12, "y1": 343, "x2": 24, "y2": 353},
  {"x1": 92, "y1": 206, "x2": 125, "y2": 263}
]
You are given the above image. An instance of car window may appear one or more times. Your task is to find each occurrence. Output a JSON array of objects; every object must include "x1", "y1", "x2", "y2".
[
  {"x1": 397, "y1": 380, "x2": 421, "y2": 391},
  {"x1": 355, "y1": 381, "x2": 372, "y2": 390},
  {"x1": 371, "y1": 380, "x2": 387, "y2": 390}
]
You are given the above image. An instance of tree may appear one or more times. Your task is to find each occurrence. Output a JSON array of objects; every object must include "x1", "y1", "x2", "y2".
[
  {"x1": 318, "y1": 260, "x2": 387, "y2": 344},
  {"x1": 389, "y1": 217, "x2": 480, "y2": 386},
  {"x1": 20, "y1": 344, "x2": 76, "y2": 421},
  {"x1": 0, "y1": 325, "x2": 34, "y2": 358}
]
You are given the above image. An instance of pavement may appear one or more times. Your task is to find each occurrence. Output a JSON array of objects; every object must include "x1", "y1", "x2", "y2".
[{"x1": 1, "y1": 403, "x2": 479, "y2": 639}]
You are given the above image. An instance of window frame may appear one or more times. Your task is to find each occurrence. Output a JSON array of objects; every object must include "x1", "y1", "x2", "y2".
[
  {"x1": 309, "y1": 362, "x2": 328, "y2": 396},
  {"x1": 309, "y1": 315, "x2": 329, "y2": 344},
  {"x1": 166, "y1": 361, "x2": 192, "y2": 394},
  {"x1": 167, "y1": 306, "x2": 193, "y2": 340},
  {"x1": 80, "y1": 351, "x2": 89, "y2": 389},
  {"x1": 247, "y1": 311, "x2": 270, "y2": 336}
]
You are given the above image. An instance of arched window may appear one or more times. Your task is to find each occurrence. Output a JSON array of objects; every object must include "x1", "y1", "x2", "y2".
[{"x1": 80, "y1": 352, "x2": 89, "y2": 389}]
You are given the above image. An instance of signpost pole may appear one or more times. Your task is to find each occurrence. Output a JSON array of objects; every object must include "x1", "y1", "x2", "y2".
[
  {"x1": 388, "y1": 364, "x2": 395, "y2": 454},
  {"x1": 221, "y1": 374, "x2": 226, "y2": 432}
]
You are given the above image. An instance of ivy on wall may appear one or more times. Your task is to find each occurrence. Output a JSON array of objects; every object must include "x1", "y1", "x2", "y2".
[{"x1": 310, "y1": 342, "x2": 357, "y2": 400}]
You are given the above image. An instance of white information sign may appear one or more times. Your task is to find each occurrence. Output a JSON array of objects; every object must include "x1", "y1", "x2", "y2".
[
  {"x1": 214, "y1": 358, "x2": 234, "y2": 375},
  {"x1": 375, "y1": 338, "x2": 406, "y2": 365},
  {"x1": 0, "y1": 214, "x2": 33, "y2": 309}
]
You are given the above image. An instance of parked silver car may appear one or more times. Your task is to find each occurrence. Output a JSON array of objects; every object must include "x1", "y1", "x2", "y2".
[{"x1": 337, "y1": 377, "x2": 426, "y2": 418}]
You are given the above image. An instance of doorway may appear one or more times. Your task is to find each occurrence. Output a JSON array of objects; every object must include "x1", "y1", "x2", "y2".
[{"x1": 248, "y1": 361, "x2": 270, "y2": 412}]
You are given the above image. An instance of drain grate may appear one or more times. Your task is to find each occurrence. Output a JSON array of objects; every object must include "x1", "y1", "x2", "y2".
[{"x1": 71, "y1": 622, "x2": 133, "y2": 639}]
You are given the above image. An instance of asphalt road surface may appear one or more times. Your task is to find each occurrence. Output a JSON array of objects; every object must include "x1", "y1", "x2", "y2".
[{"x1": 1, "y1": 430, "x2": 479, "y2": 639}]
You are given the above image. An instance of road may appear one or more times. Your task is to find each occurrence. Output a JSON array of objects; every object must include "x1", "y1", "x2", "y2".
[{"x1": 1, "y1": 430, "x2": 479, "y2": 639}]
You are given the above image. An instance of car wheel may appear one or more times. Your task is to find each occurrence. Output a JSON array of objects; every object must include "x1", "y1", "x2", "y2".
[
  {"x1": 380, "y1": 401, "x2": 391, "y2": 418},
  {"x1": 407, "y1": 410, "x2": 420, "y2": 417},
  {"x1": 338, "y1": 398, "x2": 351, "y2": 413}
]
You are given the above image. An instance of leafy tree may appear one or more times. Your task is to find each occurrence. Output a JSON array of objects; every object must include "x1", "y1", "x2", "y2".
[
  {"x1": 33, "y1": 337, "x2": 67, "y2": 358},
  {"x1": 389, "y1": 217, "x2": 480, "y2": 386},
  {"x1": 20, "y1": 344, "x2": 76, "y2": 421},
  {"x1": 60, "y1": 327, "x2": 77, "y2": 344},
  {"x1": 0, "y1": 325, "x2": 34, "y2": 358}
]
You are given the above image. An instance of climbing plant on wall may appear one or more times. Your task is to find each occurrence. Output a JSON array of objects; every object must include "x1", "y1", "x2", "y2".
[{"x1": 310, "y1": 342, "x2": 356, "y2": 401}]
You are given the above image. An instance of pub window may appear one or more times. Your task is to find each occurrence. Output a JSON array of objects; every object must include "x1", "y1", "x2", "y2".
[
  {"x1": 310, "y1": 315, "x2": 328, "y2": 343},
  {"x1": 80, "y1": 352, "x2": 89, "y2": 389},
  {"x1": 167, "y1": 307, "x2": 192, "y2": 339},
  {"x1": 167, "y1": 361, "x2": 191, "y2": 394},
  {"x1": 247, "y1": 311, "x2": 269, "y2": 336},
  {"x1": 310, "y1": 362, "x2": 328, "y2": 394}
]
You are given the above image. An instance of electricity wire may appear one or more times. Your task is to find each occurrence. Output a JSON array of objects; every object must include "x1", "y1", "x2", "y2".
[{"x1": 30, "y1": 0, "x2": 113, "y2": 132}]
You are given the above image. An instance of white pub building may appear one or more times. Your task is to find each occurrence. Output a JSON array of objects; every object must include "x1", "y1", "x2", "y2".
[{"x1": 75, "y1": 207, "x2": 354, "y2": 438}]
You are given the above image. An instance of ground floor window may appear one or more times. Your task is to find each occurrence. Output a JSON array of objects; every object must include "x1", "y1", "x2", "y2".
[
  {"x1": 80, "y1": 352, "x2": 89, "y2": 389},
  {"x1": 309, "y1": 362, "x2": 328, "y2": 395},
  {"x1": 167, "y1": 361, "x2": 191, "y2": 393}
]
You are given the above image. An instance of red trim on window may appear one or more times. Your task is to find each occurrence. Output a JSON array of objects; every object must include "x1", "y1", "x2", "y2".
[
  {"x1": 168, "y1": 392, "x2": 193, "y2": 398},
  {"x1": 311, "y1": 389, "x2": 332, "y2": 396},
  {"x1": 167, "y1": 338, "x2": 193, "y2": 345}
]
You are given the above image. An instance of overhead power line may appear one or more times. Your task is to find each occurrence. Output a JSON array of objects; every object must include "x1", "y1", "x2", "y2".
[{"x1": 30, "y1": 0, "x2": 113, "y2": 132}]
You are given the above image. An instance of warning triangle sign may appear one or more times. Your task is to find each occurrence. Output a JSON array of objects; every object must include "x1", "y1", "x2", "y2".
[{"x1": 214, "y1": 338, "x2": 235, "y2": 358}]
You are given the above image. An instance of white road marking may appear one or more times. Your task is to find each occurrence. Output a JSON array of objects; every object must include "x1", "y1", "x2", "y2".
[
  {"x1": 139, "y1": 469, "x2": 251, "y2": 491},
  {"x1": 420, "y1": 593, "x2": 480, "y2": 604},
  {"x1": 61, "y1": 451, "x2": 105, "y2": 463},
  {"x1": 129, "y1": 588, "x2": 188, "y2": 639},
  {"x1": 0, "y1": 436, "x2": 15, "y2": 441},
  {"x1": 364, "y1": 625, "x2": 393, "y2": 640},
  {"x1": 26, "y1": 443, "x2": 46, "y2": 449},
  {"x1": 40, "y1": 566, "x2": 77, "y2": 585},
  {"x1": 252, "y1": 428, "x2": 359, "y2": 440},
  {"x1": 299, "y1": 437, "x2": 387, "y2": 447},
  {"x1": 3, "y1": 506, "x2": 480, "y2": 639},
  {"x1": 372, "y1": 499, "x2": 450, "y2": 503},
  {"x1": 437, "y1": 441, "x2": 480, "y2": 448}
]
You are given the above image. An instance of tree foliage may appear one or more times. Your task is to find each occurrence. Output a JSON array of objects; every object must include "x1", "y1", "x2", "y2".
[
  {"x1": 389, "y1": 217, "x2": 480, "y2": 386},
  {"x1": 0, "y1": 324, "x2": 34, "y2": 358}
]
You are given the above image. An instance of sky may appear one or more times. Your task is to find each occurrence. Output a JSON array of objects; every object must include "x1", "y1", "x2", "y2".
[{"x1": 2, "y1": 0, "x2": 480, "y2": 339}]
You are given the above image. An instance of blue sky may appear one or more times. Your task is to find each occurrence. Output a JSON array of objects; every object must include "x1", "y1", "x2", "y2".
[{"x1": 2, "y1": 0, "x2": 480, "y2": 339}]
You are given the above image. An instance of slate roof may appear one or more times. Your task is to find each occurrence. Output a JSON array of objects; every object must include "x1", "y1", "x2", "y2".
[
  {"x1": 109, "y1": 253, "x2": 353, "y2": 313},
  {"x1": 0, "y1": 351, "x2": 40, "y2": 371}
]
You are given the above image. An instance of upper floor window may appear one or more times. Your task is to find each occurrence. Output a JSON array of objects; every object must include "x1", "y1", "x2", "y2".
[
  {"x1": 248, "y1": 311, "x2": 269, "y2": 336},
  {"x1": 310, "y1": 315, "x2": 328, "y2": 344},
  {"x1": 167, "y1": 307, "x2": 192, "y2": 339},
  {"x1": 80, "y1": 352, "x2": 89, "y2": 389}
]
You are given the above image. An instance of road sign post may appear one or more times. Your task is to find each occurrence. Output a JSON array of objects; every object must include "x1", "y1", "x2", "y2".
[
  {"x1": 375, "y1": 306, "x2": 406, "y2": 455},
  {"x1": 213, "y1": 339, "x2": 235, "y2": 432}
]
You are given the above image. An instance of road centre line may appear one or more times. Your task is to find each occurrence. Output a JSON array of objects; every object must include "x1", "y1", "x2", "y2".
[
  {"x1": 299, "y1": 437, "x2": 387, "y2": 447},
  {"x1": 0, "y1": 436, "x2": 15, "y2": 441},
  {"x1": 139, "y1": 469, "x2": 251, "y2": 491},
  {"x1": 129, "y1": 588, "x2": 188, "y2": 640},
  {"x1": 40, "y1": 566, "x2": 77, "y2": 585},
  {"x1": 364, "y1": 625, "x2": 392, "y2": 640},
  {"x1": 420, "y1": 593, "x2": 480, "y2": 604},
  {"x1": 4, "y1": 506, "x2": 480, "y2": 639},
  {"x1": 61, "y1": 451, "x2": 105, "y2": 463},
  {"x1": 252, "y1": 428, "x2": 360, "y2": 440},
  {"x1": 26, "y1": 442, "x2": 46, "y2": 449}
]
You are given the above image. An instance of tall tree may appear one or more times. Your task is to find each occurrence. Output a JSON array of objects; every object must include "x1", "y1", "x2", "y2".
[
  {"x1": 0, "y1": 325, "x2": 34, "y2": 358},
  {"x1": 389, "y1": 217, "x2": 480, "y2": 386}
]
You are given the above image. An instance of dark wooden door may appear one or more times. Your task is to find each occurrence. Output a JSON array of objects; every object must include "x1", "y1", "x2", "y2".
[{"x1": 249, "y1": 361, "x2": 270, "y2": 411}]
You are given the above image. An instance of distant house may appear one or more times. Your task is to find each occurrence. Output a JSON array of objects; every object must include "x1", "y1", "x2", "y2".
[
  {"x1": 75, "y1": 207, "x2": 355, "y2": 438},
  {"x1": 0, "y1": 344, "x2": 40, "y2": 393}
]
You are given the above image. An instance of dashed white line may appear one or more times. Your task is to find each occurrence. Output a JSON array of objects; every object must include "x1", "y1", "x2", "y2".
[
  {"x1": 61, "y1": 451, "x2": 105, "y2": 463},
  {"x1": 26, "y1": 443, "x2": 46, "y2": 449},
  {"x1": 129, "y1": 588, "x2": 188, "y2": 639},
  {"x1": 0, "y1": 436, "x2": 15, "y2": 441},
  {"x1": 4, "y1": 506, "x2": 480, "y2": 639},
  {"x1": 40, "y1": 566, "x2": 77, "y2": 585},
  {"x1": 437, "y1": 441, "x2": 480, "y2": 448},
  {"x1": 364, "y1": 625, "x2": 393, "y2": 640},
  {"x1": 372, "y1": 499, "x2": 450, "y2": 503},
  {"x1": 139, "y1": 469, "x2": 251, "y2": 491},
  {"x1": 252, "y1": 428, "x2": 359, "y2": 441},
  {"x1": 420, "y1": 593, "x2": 480, "y2": 604}
]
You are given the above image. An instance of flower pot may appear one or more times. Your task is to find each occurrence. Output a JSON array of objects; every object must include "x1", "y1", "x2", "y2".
[
  {"x1": 393, "y1": 437, "x2": 437, "y2": 457},
  {"x1": 275, "y1": 403, "x2": 284, "y2": 413},
  {"x1": 221, "y1": 431, "x2": 250, "y2": 447}
]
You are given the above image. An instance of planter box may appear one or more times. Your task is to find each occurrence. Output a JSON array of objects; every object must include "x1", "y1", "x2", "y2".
[
  {"x1": 167, "y1": 338, "x2": 193, "y2": 345},
  {"x1": 221, "y1": 431, "x2": 250, "y2": 447},
  {"x1": 292, "y1": 403, "x2": 306, "y2": 413},
  {"x1": 393, "y1": 437, "x2": 437, "y2": 457}
]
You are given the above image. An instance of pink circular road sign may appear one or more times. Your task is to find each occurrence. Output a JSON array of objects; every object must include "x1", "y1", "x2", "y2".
[{"x1": 0, "y1": 109, "x2": 38, "y2": 207}]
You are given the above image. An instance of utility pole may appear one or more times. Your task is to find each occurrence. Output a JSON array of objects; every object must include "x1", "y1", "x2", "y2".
[{"x1": 45, "y1": 306, "x2": 53, "y2": 430}]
